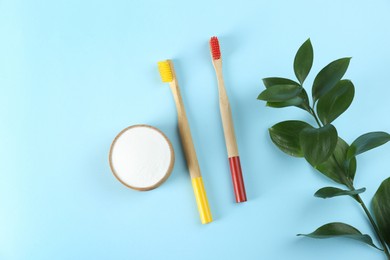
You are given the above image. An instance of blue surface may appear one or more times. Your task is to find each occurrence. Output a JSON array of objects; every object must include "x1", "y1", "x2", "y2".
[{"x1": 1, "y1": 0, "x2": 390, "y2": 259}]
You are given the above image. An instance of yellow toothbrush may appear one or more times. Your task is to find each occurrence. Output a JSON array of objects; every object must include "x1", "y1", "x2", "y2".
[{"x1": 158, "y1": 60, "x2": 212, "y2": 224}]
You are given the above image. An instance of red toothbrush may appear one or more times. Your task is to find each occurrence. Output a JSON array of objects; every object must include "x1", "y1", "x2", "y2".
[{"x1": 209, "y1": 36, "x2": 247, "y2": 203}]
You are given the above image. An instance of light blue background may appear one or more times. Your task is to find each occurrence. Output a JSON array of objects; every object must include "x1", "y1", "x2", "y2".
[{"x1": 1, "y1": 0, "x2": 390, "y2": 259}]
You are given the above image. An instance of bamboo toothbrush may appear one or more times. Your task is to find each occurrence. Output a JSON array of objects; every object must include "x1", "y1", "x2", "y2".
[
  {"x1": 157, "y1": 60, "x2": 213, "y2": 224},
  {"x1": 209, "y1": 36, "x2": 247, "y2": 203}
]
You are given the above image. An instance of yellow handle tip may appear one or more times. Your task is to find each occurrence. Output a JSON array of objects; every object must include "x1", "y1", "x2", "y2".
[{"x1": 192, "y1": 177, "x2": 213, "y2": 224}]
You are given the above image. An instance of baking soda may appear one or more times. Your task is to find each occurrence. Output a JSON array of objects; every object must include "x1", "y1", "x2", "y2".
[{"x1": 110, "y1": 126, "x2": 173, "y2": 189}]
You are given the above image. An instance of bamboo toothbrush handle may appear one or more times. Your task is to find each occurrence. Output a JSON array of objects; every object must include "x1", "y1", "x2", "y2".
[
  {"x1": 169, "y1": 81, "x2": 201, "y2": 179},
  {"x1": 168, "y1": 71, "x2": 212, "y2": 224},
  {"x1": 214, "y1": 60, "x2": 238, "y2": 156},
  {"x1": 213, "y1": 59, "x2": 247, "y2": 203}
]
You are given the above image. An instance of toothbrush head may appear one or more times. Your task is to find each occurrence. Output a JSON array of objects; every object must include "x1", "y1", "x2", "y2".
[
  {"x1": 158, "y1": 60, "x2": 173, "y2": 83},
  {"x1": 210, "y1": 36, "x2": 221, "y2": 60}
]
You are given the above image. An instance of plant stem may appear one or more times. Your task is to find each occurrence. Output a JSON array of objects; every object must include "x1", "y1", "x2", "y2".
[
  {"x1": 309, "y1": 107, "x2": 322, "y2": 127},
  {"x1": 354, "y1": 191, "x2": 390, "y2": 258}
]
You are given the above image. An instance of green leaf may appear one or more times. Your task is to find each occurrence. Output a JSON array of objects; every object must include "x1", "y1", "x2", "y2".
[
  {"x1": 347, "y1": 156, "x2": 357, "y2": 181},
  {"x1": 312, "y1": 58, "x2": 351, "y2": 103},
  {"x1": 298, "y1": 222, "x2": 381, "y2": 250},
  {"x1": 269, "y1": 120, "x2": 314, "y2": 157},
  {"x1": 314, "y1": 187, "x2": 365, "y2": 200},
  {"x1": 372, "y1": 177, "x2": 390, "y2": 247},
  {"x1": 299, "y1": 124, "x2": 338, "y2": 166},
  {"x1": 267, "y1": 97, "x2": 303, "y2": 108},
  {"x1": 258, "y1": 84, "x2": 302, "y2": 102},
  {"x1": 294, "y1": 39, "x2": 314, "y2": 84},
  {"x1": 315, "y1": 137, "x2": 357, "y2": 185},
  {"x1": 262, "y1": 77, "x2": 310, "y2": 111},
  {"x1": 347, "y1": 132, "x2": 390, "y2": 159},
  {"x1": 297, "y1": 88, "x2": 311, "y2": 111},
  {"x1": 263, "y1": 77, "x2": 300, "y2": 88},
  {"x1": 266, "y1": 88, "x2": 310, "y2": 112},
  {"x1": 317, "y1": 80, "x2": 355, "y2": 125}
]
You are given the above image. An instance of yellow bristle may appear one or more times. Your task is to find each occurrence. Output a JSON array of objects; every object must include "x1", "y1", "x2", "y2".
[{"x1": 158, "y1": 60, "x2": 173, "y2": 83}]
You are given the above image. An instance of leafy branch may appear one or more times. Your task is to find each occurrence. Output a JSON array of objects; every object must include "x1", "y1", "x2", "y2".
[{"x1": 258, "y1": 39, "x2": 390, "y2": 259}]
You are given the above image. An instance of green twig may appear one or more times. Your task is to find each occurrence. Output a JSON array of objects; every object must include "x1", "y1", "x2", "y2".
[
  {"x1": 309, "y1": 107, "x2": 322, "y2": 128},
  {"x1": 354, "y1": 192, "x2": 390, "y2": 258}
]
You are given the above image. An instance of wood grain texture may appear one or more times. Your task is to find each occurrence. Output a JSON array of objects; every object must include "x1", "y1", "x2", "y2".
[
  {"x1": 168, "y1": 60, "x2": 202, "y2": 179},
  {"x1": 212, "y1": 59, "x2": 239, "y2": 157}
]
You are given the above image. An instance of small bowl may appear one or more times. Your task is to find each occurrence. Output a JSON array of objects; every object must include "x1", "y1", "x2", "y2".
[{"x1": 109, "y1": 124, "x2": 175, "y2": 191}]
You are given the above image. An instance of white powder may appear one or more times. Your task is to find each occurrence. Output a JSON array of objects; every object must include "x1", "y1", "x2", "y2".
[{"x1": 110, "y1": 125, "x2": 173, "y2": 190}]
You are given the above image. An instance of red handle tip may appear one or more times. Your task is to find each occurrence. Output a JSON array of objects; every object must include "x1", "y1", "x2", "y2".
[{"x1": 229, "y1": 156, "x2": 247, "y2": 203}]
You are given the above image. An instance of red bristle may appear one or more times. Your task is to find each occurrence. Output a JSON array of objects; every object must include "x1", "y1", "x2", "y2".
[{"x1": 210, "y1": 36, "x2": 221, "y2": 60}]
